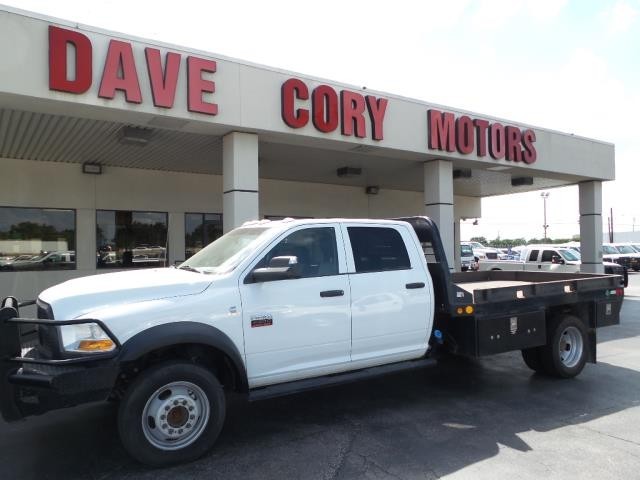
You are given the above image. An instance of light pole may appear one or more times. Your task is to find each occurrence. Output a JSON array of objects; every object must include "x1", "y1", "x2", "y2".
[{"x1": 541, "y1": 191, "x2": 549, "y2": 239}]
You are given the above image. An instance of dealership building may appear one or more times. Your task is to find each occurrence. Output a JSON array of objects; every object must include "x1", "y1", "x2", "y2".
[{"x1": 0, "y1": 6, "x2": 615, "y2": 301}]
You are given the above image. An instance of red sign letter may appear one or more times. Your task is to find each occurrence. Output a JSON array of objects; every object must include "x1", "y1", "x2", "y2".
[
  {"x1": 455, "y1": 116, "x2": 475, "y2": 155},
  {"x1": 49, "y1": 26, "x2": 92, "y2": 94},
  {"x1": 366, "y1": 96, "x2": 388, "y2": 141},
  {"x1": 340, "y1": 90, "x2": 366, "y2": 138},
  {"x1": 187, "y1": 56, "x2": 217, "y2": 115},
  {"x1": 427, "y1": 110, "x2": 455, "y2": 152},
  {"x1": 505, "y1": 126, "x2": 522, "y2": 161},
  {"x1": 522, "y1": 129, "x2": 537, "y2": 164},
  {"x1": 281, "y1": 79, "x2": 309, "y2": 128},
  {"x1": 489, "y1": 123, "x2": 506, "y2": 160},
  {"x1": 145, "y1": 48, "x2": 181, "y2": 108},
  {"x1": 312, "y1": 85, "x2": 339, "y2": 133},
  {"x1": 473, "y1": 119, "x2": 489, "y2": 157},
  {"x1": 98, "y1": 40, "x2": 142, "y2": 103}
]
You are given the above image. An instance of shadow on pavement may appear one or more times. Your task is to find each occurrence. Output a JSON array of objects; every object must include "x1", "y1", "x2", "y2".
[
  {"x1": 1, "y1": 347, "x2": 639, "y2": 480},
  {"x1": 1, "y1": 292, "x2": 639, "y2": 479}
]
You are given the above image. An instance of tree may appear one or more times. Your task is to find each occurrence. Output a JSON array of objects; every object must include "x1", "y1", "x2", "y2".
[{"x1": 469, "y1": 236, "x2": 488, "y2": 245}]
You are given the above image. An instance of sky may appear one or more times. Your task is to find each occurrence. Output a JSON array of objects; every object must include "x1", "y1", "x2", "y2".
[{"x1": 3, "y1": 0, "x2": 639, "y2": 241}]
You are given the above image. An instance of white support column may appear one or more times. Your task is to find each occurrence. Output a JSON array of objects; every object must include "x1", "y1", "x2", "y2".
[
  {"x1": 223, "y1": 132, "x2": 259, "y2": 232},
  {"x1": 424, "y1": 160, "x2": 455, "y2": 271},
  {"x1": 168, "y1": 212, "x2": 185, "y2": 265},
  {"x1": 579, "y1": 181, "x2": 604, "y2": 274},
  {"x1": 453, "y1": 219, "x2": 461, "y2": 272},
  {"x1": 76, "y1": 208, "x2": 96, "y2": 273}
]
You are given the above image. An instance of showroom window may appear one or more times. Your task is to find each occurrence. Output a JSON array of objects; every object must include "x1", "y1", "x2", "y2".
[
  {"x1": 96, "y1": 210, "x2": 168, "y2": 268},
  {"x1": 0, "y1": 207, "x2": 76, "y2": 271},
  {"x1": 185, "y1": 213, "x2": 223, "y2": 259}
]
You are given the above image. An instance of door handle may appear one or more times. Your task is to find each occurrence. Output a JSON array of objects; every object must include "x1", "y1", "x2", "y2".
[
  {"x1": 406, "y1": 282, "x2": 425, "y2": 289},
  {"x1": 320, "y1": 290, "x2": 344, "y2": 298}
]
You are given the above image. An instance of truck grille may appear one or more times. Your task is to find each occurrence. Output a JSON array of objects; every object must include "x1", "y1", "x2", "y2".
[{"x1": 616, "y1": 256, "x2": 631, "y2": 268}]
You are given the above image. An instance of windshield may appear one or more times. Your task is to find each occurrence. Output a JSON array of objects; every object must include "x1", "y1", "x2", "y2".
[
  {"x1": 181, "y1": 227, "x2": 271, "y2": 273},
  {"x1": 558, "y1": 249, "x2": 580, "y2": 262},
  {"x1": 460, "y1": 245, "x2": 474, "y2": 256},
  {"x1": 603, "y1": 245, "x2": 620, "y2": 254},
  {"x1": 616, "y1": 245, "x2": 636, "y2": 254},
  {"x1": 469, "y1": 242, "x2": 484, "y2": 249}
]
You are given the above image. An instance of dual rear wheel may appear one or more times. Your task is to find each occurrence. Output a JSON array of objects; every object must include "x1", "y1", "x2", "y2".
[{"x1": 521, "y1": 314, "x2": 588, "y2": 378}]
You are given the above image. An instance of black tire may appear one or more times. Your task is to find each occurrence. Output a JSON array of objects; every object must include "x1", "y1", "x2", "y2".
[
  {"x1": 521, "y1": 347, "x2": 545, "y2": 373},
  {"x1": 117, "y1": 361, "x2": 225, "y2": 467},
  {"x1": 540, "y1": 315, "x2": 588, "y2": 378}
]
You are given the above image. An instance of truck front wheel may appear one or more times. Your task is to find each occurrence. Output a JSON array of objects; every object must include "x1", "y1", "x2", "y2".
[
  {"x1": 540, "y1": 315, "x2": 588, "y2": 378},
  {"x1": 117, "y1": 361, "x2": 226, "y2": 466}
]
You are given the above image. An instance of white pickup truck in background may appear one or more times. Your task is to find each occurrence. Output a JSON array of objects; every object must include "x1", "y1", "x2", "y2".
[
  {"x1": 0, "y1": 218, "x2": 625, "y2": 466},
  {"x1": 478, "y1": 244, "x2": 628, "y2": 286}
]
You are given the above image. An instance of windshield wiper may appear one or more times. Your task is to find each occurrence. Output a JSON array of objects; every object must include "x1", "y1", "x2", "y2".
[{"x1": 179, "y1": 265, "x2": 202, "y2": 273}]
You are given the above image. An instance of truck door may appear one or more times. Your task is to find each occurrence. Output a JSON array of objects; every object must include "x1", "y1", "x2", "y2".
[
  {"x1": 239, "y1": 224, "x2": 351, "y2": 387},
  {"x1": 539, "y1": 249, "x2": 570, "y2": 272},
  {"x1": 523, "y1": 249, "x2": 540, "y2": 271},
  {"x1": 342, "y1": 224, "x2": 432, "y2": 364}
]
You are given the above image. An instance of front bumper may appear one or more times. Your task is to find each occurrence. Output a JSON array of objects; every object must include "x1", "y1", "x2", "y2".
[{"x1": 0, "y1": 298, "x2": 120, "y2": 422}]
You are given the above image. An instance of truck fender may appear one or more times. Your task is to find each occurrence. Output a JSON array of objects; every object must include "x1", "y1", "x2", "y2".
[{"x1": 118, "y1": 322, "x2": 248, "y2": 392}]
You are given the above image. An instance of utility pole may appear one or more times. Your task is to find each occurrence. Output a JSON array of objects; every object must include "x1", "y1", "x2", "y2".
[{"x1": 541, "y1": 192, "x2": 549, "y2": 240}]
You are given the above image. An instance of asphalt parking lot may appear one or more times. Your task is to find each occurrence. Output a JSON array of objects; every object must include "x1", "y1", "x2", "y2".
[{"x1": 2, "y1": 275, "x2": 640, "y2": 479}]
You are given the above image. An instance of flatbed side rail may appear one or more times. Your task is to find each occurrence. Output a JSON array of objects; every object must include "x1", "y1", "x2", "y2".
[{"x1": 452, "y1": 271, "x2": 623, "y2": 305}]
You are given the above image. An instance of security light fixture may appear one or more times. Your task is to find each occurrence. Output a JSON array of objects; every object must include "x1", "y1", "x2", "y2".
[
  {"x1": 453, "y1": 169, "x2": 472, "y2": 179},
  {"x1": 365, "y1": 186, "x2": 380, "y2": 195},
  {"x1": 82, "y1": 162, "x2": 102, "y2": 175},
  {"x1": 336, "y1": 167, "x2": 362, "y2": 178},
  {"x1": 511, "y1": 176, "x2": 533, "y2": 187},
  {"x1": 118, "y1": 126, "x2": 153, "y2": 146}
]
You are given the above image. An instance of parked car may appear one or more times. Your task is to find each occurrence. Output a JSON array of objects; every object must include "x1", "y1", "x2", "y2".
[
  {"x1": 462, "y1": 241, "x2": 504, "y2": 261},
  {"x1": 4, "y1": 251, "x2": 75, "y2": 270},
  {"x1": 479, "y1": 244, "x2": 628, "y2": 287},
  {"x1": 612, "y1": 244, "x2": 640, "y2": 271},
  {"x1": 460, "y1": 243, "x2": 478, "y2": 271}
]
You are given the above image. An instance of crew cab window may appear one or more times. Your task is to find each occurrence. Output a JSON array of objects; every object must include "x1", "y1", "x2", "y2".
[
  {"x1": 527, "y1": 250, "x2": 539, "y2": 262},
  {"x1": 256, "y1": 227, "x2": 338, "y2": 278},
  {"x1": 348, "y1": 227, "x2": 410, "y2": 273},
  {"x1": 540, "y1": 250, "x2": 556, "y2": 262}
]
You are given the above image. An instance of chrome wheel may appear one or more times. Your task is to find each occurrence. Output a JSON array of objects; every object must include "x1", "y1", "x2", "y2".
[
  {"x1": 141, "y1": 381, "x2": 210, "y2": 451},
  {"x1": 558, "y1": 326, "x2": 583, "y2": 368}
]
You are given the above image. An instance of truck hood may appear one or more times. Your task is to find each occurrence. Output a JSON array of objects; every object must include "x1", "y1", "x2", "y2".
[{"x1": 39, "y1": 268, "x2": 213, "y2": 319}]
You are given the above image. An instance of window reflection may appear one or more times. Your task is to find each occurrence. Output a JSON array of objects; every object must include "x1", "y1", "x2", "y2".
[
  {"x1": 96, "y1": 210, "x2": 168, "y2": 268},
  {"x1": 0, "y1": 207, "x2": 76, "y2": 271},
  {"x1": 185, "y1": 213, "x2": 222, "y2": 259}
]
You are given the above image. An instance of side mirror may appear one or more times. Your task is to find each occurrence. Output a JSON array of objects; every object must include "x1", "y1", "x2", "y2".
[
  {"x1": 248, "y1": 256, "x2": 300, "y2": 283},
  {"x1": 551, "y1": 255, "x2": 565, "y2": 265}
]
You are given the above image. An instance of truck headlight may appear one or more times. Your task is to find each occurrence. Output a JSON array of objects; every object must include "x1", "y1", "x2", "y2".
[{"x1": 60, "y1": 323, "x2": 116, "y2": 353}]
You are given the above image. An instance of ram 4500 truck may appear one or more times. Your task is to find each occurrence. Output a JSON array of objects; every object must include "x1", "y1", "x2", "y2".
[{"x1": 0, "y1": 217, "x2": 624, "y2": 466}]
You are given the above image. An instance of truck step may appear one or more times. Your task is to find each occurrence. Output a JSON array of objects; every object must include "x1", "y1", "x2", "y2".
[{"x1": 248, "y1": 357, "x2": 436, "y2": 402}]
